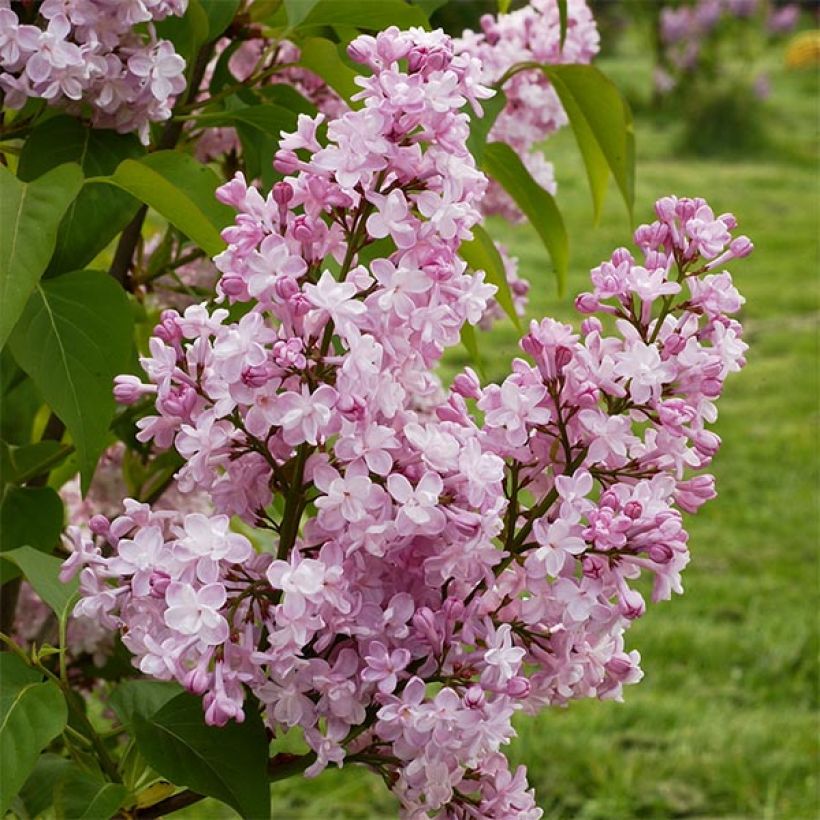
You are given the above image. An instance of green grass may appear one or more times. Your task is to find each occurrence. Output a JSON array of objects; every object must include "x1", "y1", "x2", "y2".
[{"x1": 176, "y1": 37, "x2": 819, "y2": 820}]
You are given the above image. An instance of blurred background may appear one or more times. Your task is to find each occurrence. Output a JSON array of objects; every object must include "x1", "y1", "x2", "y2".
[{"x1": 177, "y1": 0, "x2": 818, "y2": 816}]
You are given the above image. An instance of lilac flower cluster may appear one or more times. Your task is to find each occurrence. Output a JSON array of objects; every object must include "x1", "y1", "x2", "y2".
[
  {"x1": 0, "y1": 0, "x2": 187, "y2": 141},
  {"x1": 65, "y1": 25, "x2": 751, "y2": 817},
  {"x1": 455, "y1": 0, "x2": 599, "y2": 221}
]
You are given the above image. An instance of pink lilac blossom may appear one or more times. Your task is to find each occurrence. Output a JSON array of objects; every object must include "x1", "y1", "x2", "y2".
[
  {"x1": 455, "y1": 0, "x2": 599, "y2": 222},
  {"x1": 0, "y1": 0, "x2": 187, "y2": 141},
  {"x1": 67, "y1": 25, "x2": 750, "y2": 818}
]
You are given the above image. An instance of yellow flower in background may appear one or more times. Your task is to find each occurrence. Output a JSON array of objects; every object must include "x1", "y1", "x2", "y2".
[{"x1": 785, "y1": 30, "x2": 820, "y2": 69}]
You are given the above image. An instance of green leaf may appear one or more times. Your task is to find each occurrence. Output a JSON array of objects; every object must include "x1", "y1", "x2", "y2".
[
  {"x1": 460, "y1": 225, "x2": 520, "y2": 330},
  {"x1": 17, "y1": 753, "x2": 72, "y2": 820},
  {"x1": 134, "y1": 692, "x2": 271, "y2": 820},
  {"x1": 557, "y1": 0, "x2": 568, "y2": 49},
  {"x1": 110, "y1": 680, "x2": 184, "y2": 730},
  {"x1": 255, "y1": 83, "x2": 318, "y2": 117},
  {"x1": 466, "y1": 88, "x2": 506, "y2": 163},
  {"x1": 460, "y1": 323, "x2": 485, "y2": 380},
  {"x1": 298, "y1": 37, "x2": 361, "y2": 103},
  {"x1": 193, "y1": 102, "x2": 299, "y2": 137},
  {"x1": 0, "y1": 163, "x2": 83, "y2": 350},
  {"x1": 298, "y1": 0, "x2": 429, "y2": 30},
  {"x1": 17, "y1": 116, "x2": 144, "y2": 276},
  {"x1": 541, "y1": 64, "x2": 635, "y2": 221},
  {"x1": 104, "y1": 153, "x2": 231, "y2": 257},
  {"x1": 0, "y1": 486, "x2": 64, "y2": 584},
  {"x1": 284, "y1": 0, "x2": 322, "y2": 27},
  {"x1": 0, "y1": 440, "x2": 72, "y2": 486},
  {"x1": 481, "y1": 141, "x2": 569, "y2": 292},
  {"x1": 199, "y1": 0, "x2": 241, "y2": 40},
  {"x1": 0, "y1": 655, "x2": 68, "y2": 817},
  {"x1": 1, "y1": 547, "x2": 78, "y2": 625},
  {"x1": 498, "y1": 0, "x2": 511, "y2": 12},
  {"x1": 54, "y1": 767, "x2": 128, "y2": 820},
  {"x1": 8, "y1": 270, "x2": 134, "y2": 491}
]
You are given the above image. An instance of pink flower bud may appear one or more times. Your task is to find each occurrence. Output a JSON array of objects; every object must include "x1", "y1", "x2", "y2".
[
  {"x1": 605, "y1": 655, "x2": 635, "y2": 681},
  {"x1": 452, "y1": 368, "x2": 481, "y2": 400},
  {"x1": 663, "y1": 333, "x2": 686, "y2": 357},
  {"x1": 648, "y1": 544, "x2": 674, "y2": 564},
  {"x1": 619, "y1": 588, "x2": 646, "y2": 620},
  {"x1": 506, "y1": 676, "x2": 531, "y2": 698},
  {"x1": 694, "y1": 429, "x2": 721, "y2": 458},
  {"x1": 729, "y1": 236, "x2": 753, "y2": 258},
  {"x1": 624, "y1": 501, "x2": 643, "y2": 520},
  {"x1": 272, "y1": 181, "x2": 294, "y2": 206},
  {"x1": 274, "y1": 149, "x2": 299, "y2": 175},
  {"x1": 220, "y1": 275, "x2": 246, "y2": 298},
  {"x1": 464, "y1": 685, "x2": 486, "y2": 709},
  {"x1": 89, "y1": 515, "x2": 110, "y2": 536},
  {"x1": 575, "y1": 293, "x2": 599, "y2": 314},
  {"x1": 274, "y1": 276, "x2": 300, "y2": 301},
  {"x1": 215, "y1": 174, "x2": 247, "y2": 208},
  {"x1": 581, "y1": 317, "x2": 603, "y2": 336},
  {"x1": 113, "y1": 375, "x2": 153, "y2": 405}
]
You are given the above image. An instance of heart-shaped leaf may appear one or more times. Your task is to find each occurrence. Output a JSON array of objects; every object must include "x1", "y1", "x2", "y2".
[
  {"x1": 54, "y1": 767, "x2": 128, "y2": 820},
  {"x1": 0, "y1": 655, "x2": 68, "y2": 816},
  {"x1": 0, "y1": 164, "x2": 83, "y2": 349},
  {"x1": 17, "y1": 116, "x2": 144, "y2": 276},
  {"x1": 0, "y1": 486, "x2": 64, "y2": 584},
  {"x1": 1, "y1": 547, "x2": 79, "y2": 627},
  {"x1": 133, "y1": 692, "x2": 271, "y2": 820},
  {"x1": 8, "y1": 270, "x2": 134, "y2": 491}
]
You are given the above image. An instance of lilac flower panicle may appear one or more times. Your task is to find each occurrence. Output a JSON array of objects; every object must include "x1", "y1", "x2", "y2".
[{"x1": 65, "y1": 25, "x2": 751, "y2": 818}]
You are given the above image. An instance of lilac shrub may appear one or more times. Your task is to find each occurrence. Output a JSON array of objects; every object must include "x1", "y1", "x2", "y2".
[
  {"x1": 61, "y1": 25, "x2": 752, "y2": 817},
  {"x1": 0, "y1": 0, "x2": 187, "y2": 141}
]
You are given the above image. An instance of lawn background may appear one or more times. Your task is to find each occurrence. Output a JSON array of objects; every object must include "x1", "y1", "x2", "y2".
[{"x1": 176, "y1": 20, "x2": 819, "y2": 820}]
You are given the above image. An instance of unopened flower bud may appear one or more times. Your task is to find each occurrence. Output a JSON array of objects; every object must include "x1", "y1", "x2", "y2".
[
  {"x1": 89, "y1": 515, "x2": 110, "y2": 536},
  {"x1": 272, "y1": 181, "x2": 294, "y2": 206},
  {"x1": 506, "y1": 676, "x2": 530, "y2": 698},
  {"x1": 575, "y1": 292, "x2": 599, "y2": 314},
  {"x1": 274, "y1": 276, "x2": 300, "y2": 301},
  {"x1": 648, "y1": 543, "x2": 674, "y2": 564},
  {"x1": 623, "y1": 501, "x2": 643, "y2": 520},
  {"x1": 220, "y1": 275, "x2": 246, "y2": 297},
  {"x1": 581, "y1": 317, "x2": 603, "y2": 336},
  {"x1": 729, "y1": 236, "x2": 753, "y2": 258},
  {"x1": 452, "y1": 367, "x2": 481, "y2": 400},
  {"x1": 464, "y1": 685, "x2": 485, "y2": 709},
  {"x1": 113, "y1": 375, "x2": 154, "y2": 405}
]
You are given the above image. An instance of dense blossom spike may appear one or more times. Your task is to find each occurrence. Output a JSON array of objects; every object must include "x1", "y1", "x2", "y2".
[{"x1": 64, "y1": 24, "x2": 750, "y2": 818}]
